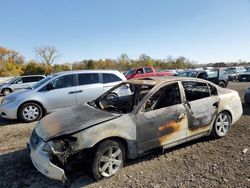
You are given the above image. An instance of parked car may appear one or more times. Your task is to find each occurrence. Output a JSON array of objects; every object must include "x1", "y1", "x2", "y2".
[
  {"x1": 124, "y1": 67, "x2": 173, "y2": 79},
  {"x1": 178, "y1": 70, "x2": 228, "y2": 88},
  {"x1": 244, "y1": 87, "x2": 250, "y2": 104},
  {"x1": 238, "y1": 67, "x2": 250, "y2": 81},
  {"x1": 0, "y1": 75, "x2": 45, "y2": 96},
  {"x1": 0, "y1": 70, "x2": 126, "y2": 122},
  {"x1": 28, "y1": 77, "x2": 242, "y2": 182},
  {"x1": 225, "y1": 67, "x2": 246, "y2": 81}
]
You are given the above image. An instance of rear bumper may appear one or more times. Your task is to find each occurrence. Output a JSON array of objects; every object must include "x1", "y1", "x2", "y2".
[{"x1": 29, "y1": 141, "x2": 66, "y2": 182}]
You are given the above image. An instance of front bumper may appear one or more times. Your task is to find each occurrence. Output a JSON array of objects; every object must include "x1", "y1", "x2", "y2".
[
  {"x1": 0, "y1": 102, "x2": 18, "y2": 119},
  {"x1": 29, "y1": 141, "x2": 66, "y2": 182}
]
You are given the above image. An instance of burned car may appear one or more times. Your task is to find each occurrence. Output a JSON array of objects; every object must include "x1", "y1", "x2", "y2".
[{"x1": 28, "y1": 77, "x2": 242, "y2": 183}]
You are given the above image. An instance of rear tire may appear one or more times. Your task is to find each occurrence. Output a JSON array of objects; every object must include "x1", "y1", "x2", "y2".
[
  {"x1": 90, "y1": 140, "x2": 125, "y2": 181},
  {"x1": 2, "y1": 88, "x2": 12, "y2": 96},
  {"x1": 218, "y1": 81, "x2": 226, "y2": 88},
  {"x1": 18, "y1": 102, "x2": 43, "y2": 123},
  {"x1": 211, "y1": 111, "x2": 231, "y2": 138}
]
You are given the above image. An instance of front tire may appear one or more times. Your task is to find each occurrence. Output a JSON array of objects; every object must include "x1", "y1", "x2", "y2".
[
  {"x1": 91, "y1": 140, "x2": 125, "y2": 181},
  {"x1": 218, "y1": 81, "x2": 226, "y2": 88},
  {"x1": 2, "y1": 88, "x2": 12, "y2": 96},
  {"x1": 18, "y1": 102, "x2": 43, "y2": 122},
  {"x1": 211, "y1": 111, "x2": 231, "y2": 138}
]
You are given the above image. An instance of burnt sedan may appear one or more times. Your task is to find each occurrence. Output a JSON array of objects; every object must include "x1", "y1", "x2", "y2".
[{"x1": 28, "y1": 77, "x2": 242, "y2": 183}]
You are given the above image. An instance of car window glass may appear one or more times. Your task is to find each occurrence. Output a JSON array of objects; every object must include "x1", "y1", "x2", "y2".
[
  {"x1": 103, "y1": 73, "x2": 122, "y2": 83},
  {"x1": 182, "y1": 81, "x2": 210, "y2": 101},
  {"x1": 51, "y1": 75, "x2": 74, "y2": 89},
  {"x1": 23, "y1": 77, "x2": 42, "y2": 83},
  {"x1": 145, "y1": 68, "x2": 153, "y2": 73},
  {"x1": 144, "y1": 83, "x2": 181, "y2": 112},
  {"x1": 78, "y1": 73, "x2": 99, "y2": 85},
  {"x1": 197, "y1": 72, "x2": 207, "y2": 79},
  {"x1": 207, "y1": 71, "x2": 218, "y2": 78},
  {"x1": 136, "y1": 68, "x2": 143, "y2": 74},
  {"x1": 13, "y1": 77, "x2": 22, "y2": 84}
]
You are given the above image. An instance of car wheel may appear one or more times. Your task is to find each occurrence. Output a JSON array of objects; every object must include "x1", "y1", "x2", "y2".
[
  {"x1": 105, "y1": 93, "x2": 118, "y2": 100},
  {"x1": 218, "y1": 81, "x2": 226, "y2": 88},
  {"x1": 211, "y1": 111, "x2": 231, "y2": 138},
  {"x1": 91, "y1": 140, "x2": 125, "y2": 180},
  {"x1": 2, "y1": 88, "x2": 12, "y2": 96},
  {"x1": 18, "y1": 102, "x2": 43, "y2": 122}
]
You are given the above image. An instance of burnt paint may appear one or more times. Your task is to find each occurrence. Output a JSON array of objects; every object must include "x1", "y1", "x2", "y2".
[{"x1": 158, "y1": 119, "x2": 183, "y2": 146}]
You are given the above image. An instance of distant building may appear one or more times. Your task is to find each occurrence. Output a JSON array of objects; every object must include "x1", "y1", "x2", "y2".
[{"x1": 212, "y1": 62, "x2": 228, "y2": 67}]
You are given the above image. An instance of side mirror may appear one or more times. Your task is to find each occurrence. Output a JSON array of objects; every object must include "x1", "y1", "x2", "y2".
[{"x1": 46, "y1": 82, "x2": 55, "y2": 90}]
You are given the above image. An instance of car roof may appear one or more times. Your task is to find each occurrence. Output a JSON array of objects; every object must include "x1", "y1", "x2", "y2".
[
  {"x1": 124, "y1": 76, "x2": 213, "y2": 86},
  {"x1": 22, "y1": 75, "x2": 45, "y2": 77},
  {"x1": 52, "y1": 70, "x2": 121, "y2": 76}
]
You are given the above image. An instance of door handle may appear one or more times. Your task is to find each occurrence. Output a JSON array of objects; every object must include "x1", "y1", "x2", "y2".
[
  {"x1": 177, "y1": 113, "x2": 186, "y2": 121},
  {"x1": 68, "y1": 91, "x2": 76, "y2": 94},
  {"x1": 76, "y1": 90, "x2": 83, "y2": 93},
  {"x1": 213, "y1": 102, "x2": 219, "y2": 108}
]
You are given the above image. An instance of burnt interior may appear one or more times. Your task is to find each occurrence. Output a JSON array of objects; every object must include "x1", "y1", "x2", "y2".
[{"x1": 94, "y1": 83, "x2": 153, "y2": 113}]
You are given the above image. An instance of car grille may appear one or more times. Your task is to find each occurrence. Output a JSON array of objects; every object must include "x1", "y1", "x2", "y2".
[{"x1": 30, "y1": 130, "x2": 41, "y2": 149}]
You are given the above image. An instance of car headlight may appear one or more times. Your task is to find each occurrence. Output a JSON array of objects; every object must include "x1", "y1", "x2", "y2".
[
  {"x1": 43, "y1": 137, "x2": 77, "y2": 154},
  {"x1": 1, "y1": 97, "x2": 16, "y2": 105}
]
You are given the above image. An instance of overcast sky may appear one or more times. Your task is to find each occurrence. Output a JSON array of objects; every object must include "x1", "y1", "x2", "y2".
[{"x1": 1, "y1": 0, "x2": 250, "y2": 64}]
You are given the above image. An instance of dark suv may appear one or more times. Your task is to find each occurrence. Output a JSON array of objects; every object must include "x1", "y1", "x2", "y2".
[{"x1": 178, "y1": 70, "x2": 228, "y2": 88}]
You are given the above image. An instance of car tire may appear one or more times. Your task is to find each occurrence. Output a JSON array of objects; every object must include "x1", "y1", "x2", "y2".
[
  {"x1": 91, "y1": 140, "x2": 125, "y2": 181},
  {"x1": 2, "y1": 88, "x2": 12, "y2": 96},
  {"x1": 18, "y1": 102, "x2": 43, "y2": 123},
  {"x1": 105, "y1": 93, "x2": 118, "y2": 100},
  {"x1": 211, "y1": 111, "x2": 231, "y2": 138},
  {"x1": 218, "y1": 81, "x2": 226, "y2": 88}
]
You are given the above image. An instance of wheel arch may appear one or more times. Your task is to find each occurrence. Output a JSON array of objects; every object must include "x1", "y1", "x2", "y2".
[
  {"x1": 92, "y1": 136, "x2": 137, "y2": 160},
  {"x1": 217, "y1": 110, "x2": 233, "y2": 123},
  {"x1": 17, "y1": 100, "x2": 47, "y2": 118},
  {"x1": 1, "y1": 87, "x2": 13, "y2": 94}
]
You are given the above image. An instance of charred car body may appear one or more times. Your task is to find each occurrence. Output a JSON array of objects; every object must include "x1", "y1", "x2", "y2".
[{"x1": 28, "y1": 77, "x2": 242, "y2": 182}]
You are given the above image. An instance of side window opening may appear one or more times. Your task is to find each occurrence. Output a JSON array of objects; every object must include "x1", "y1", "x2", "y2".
[
  {"x1": 144, "y1": 83, "x2": 181, "y2": 112},
  {"x1": 208, "y1": 84, "x2": 217, "y2": 96},
  {"x1": 182, "y1": 81, "x2": 210, "y2": 101},
  {"x1": 94, "y1": 83, "x2": 153, "y2": 114},
  {"x1": 52, "y1": 75, "x2": 74, "y2": 89},
  {"x1": 102, "y1": 73, "x2": 122, "y2": 83},
  {"x1": 136, "y1": 68, "x2": 143, "y2": 74},
  {"x1": 78, "y1": 73, "x2": 99, "y2": 85},
  {"x1": 145, "y1": 68, "x2": 153, "y2": 73}
]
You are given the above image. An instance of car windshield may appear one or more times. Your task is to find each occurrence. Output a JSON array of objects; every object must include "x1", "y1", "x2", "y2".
[
  {"x1": 31, "y1": 75, "x2": 55, "y2": 89},
  {"x1": 90, "y1": 83, "x2": 153, "y2": 114},
  {"x1": 3, "y1": 77, "x2": 16, "y2": 84},
  {"x1": 124, "y1": 69, "x2": 135, "y2": 75},
  {"x1": 179, "y1": 71, "x2": 198, "y2": 77}
]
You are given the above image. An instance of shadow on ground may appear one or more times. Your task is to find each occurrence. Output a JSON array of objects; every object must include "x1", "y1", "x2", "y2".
[{"x1": 0, "y1": 116, "x2": 20, "y2": 126}]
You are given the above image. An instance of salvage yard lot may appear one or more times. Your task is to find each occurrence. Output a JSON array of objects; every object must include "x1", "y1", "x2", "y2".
[{"x1": 0, "y1": 82, "x2": 249, "y2": 188}]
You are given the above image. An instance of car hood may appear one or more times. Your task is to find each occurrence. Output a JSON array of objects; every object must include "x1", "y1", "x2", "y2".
[
  {"x1": 0, "y1": 83, "x2": 8, "y2": 88},
  {"x1": 4, "y1": 88, "x2": 31, "y2": 99},
  {"x1": 35, "y1": 104, "x2": 122, "y2": 141}
]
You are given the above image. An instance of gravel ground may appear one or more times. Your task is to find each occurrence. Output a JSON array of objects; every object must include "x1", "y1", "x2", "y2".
[{"x1": 0, "y1": 82, "x2": 249, "y2": 188}]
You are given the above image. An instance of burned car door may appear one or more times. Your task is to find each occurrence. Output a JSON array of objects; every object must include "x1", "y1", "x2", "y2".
[
  {"x1": 181, "y1": 81, "x2": 219, "y2": 136},
  {"x1": 135, "y1": 82, "x2": 188, "y2": 155}
]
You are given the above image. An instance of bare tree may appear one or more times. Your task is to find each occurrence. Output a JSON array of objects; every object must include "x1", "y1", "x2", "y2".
[{"x1": 34, "y1": 46, "x2": 59, "y2": 66}]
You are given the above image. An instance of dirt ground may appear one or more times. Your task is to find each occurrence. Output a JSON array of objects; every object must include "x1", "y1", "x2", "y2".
[{"x1": 0, "y1": 82, "x2": 249, "y2": 188}]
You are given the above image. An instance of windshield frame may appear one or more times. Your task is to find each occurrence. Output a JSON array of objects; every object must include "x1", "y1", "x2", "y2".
[{"x1": 31, "y1": 75, "x2": 56, "y2": 90}]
